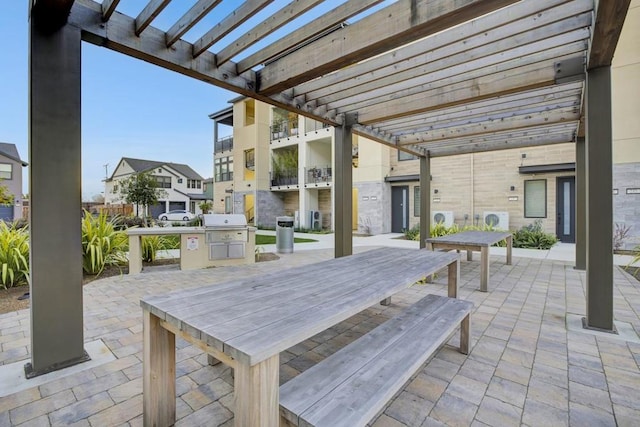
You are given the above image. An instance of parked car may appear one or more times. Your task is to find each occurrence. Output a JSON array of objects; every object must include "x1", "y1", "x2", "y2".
[{"x1": 158, "y1": 210, "x2": 196, "y2": 221}]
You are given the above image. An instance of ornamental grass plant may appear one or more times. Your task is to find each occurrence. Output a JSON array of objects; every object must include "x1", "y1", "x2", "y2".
[
  {"x1": 81, "y1": 210, "x2": 128, "y2": 276},
  {"x1": 0, "y1": 221, "x2": 29, "y2": 289}
]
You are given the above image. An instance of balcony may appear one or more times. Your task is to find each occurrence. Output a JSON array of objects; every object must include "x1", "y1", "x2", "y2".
[
  {"x1": 215, "y1": 135, "x2": 233, "y2": 153},
  {"x1": 270, "y1": 121, "x2": 299, "y2": 141},
  {"x1": 270, "y1": 170, "x2": 299, "y2": 188},
  {"x1": 305, "y1": 165, "x2": 332, "y2": 186}
]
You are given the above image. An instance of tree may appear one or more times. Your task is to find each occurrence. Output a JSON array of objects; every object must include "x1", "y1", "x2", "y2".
[
  {"x1": 91, "y1": 193, "x2": 105, "y2": 203},
  {"x1": 119, "y1": 171, "x2": 167, "y2": 221},
  {"x1": 0, "y1": 181, "x2": 14, "y2": 206},
  {"x1": 199, "y1": 201, "x2": 212, "y2": 214}
]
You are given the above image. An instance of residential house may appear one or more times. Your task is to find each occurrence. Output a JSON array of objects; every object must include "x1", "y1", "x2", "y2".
[
  {"x1": 0, "y1": 143, "x2": 27, "y2": 221},
  {"x1": 104, "y1": 157, "x2": 207, "y2": 219}
]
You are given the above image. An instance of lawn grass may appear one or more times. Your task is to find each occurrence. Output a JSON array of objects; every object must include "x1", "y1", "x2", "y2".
[{"x1": 255, "y1": 235, "x2": 317, "y2": 245}]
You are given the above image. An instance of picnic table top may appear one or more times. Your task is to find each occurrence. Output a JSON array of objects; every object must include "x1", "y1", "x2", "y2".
[
  {"x1": 140, "y1": 247, "x2": 458, "y2": 365},
  {"x1": 425, "y1": 230, "x2": 512, "y2": 246}
]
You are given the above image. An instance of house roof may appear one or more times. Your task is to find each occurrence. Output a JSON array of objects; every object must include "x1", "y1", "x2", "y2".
[
  {"x1": 119, "y1": 157, "x2": 204, "y2": 181},
  {"x1": 0, "y1": 143, "x2": 28, "y2": 166}
]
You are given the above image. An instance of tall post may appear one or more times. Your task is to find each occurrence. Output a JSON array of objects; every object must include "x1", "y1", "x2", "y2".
[
  {"x1": 585, "y1": 66, "x2": 614, "y2": 332},
  {"x1": 334, "y1": 114, "x2": 355, "y2": 258},
  {"x1": 419, "y1": 155, "x2": 431, "y2": 249},
  {"x1": 27, "y1": 20, "x2": 87, "y2": 377},
  {"x1": 575, "y1": 137, "x2": 586, "y2": 270}
]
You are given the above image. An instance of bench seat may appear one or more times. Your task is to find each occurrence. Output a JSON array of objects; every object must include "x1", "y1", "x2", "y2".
[{"x1": 279, "y1": 294, "x2": 473, "y2": 427}]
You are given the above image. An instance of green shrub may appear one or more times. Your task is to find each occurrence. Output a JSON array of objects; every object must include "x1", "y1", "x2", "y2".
[
  {"x1": 0, "y1": 221, "x2": 30, "y2": 289},
  {"x1": 81, "y1": 210, "x2": 128, "y2": 276},
  {"x1": 512, "y1": 220, "x2": 558, "y2": 249},
  {"x1": 628, "y1": 244, "x2": 640, "y2": 266},
  {"x1": 141, "y1": 235, "x2": 170, "y2": 263}
]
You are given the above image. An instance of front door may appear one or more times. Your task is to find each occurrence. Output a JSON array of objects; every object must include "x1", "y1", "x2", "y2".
[
  {"x1": 556, "y1": 176, "x2": 575, "y2": 243},
  {"x1": 391, "y1": 186, "x2": 409, "y2": 233}
]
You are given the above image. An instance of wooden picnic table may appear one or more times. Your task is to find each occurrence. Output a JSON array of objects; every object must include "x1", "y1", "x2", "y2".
[
  {"x1": 426, "y1": 230, "x2": 512, "y2": 292},
  {"x1": 140, "y1": 247, "x2": 460, "y2": 427}
]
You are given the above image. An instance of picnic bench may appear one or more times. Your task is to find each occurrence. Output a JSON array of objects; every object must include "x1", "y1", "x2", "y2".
[
  {"x1": 426, "y1": 230, "x2": 512, "y2": 292},
  {"x1": 140, "y1": 247, "x2": 465, "y2": 427}
]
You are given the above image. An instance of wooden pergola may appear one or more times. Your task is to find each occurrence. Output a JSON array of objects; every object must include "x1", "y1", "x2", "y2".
[{"x1": 28, "y1": 0, "x2": 629, "y2": 383}]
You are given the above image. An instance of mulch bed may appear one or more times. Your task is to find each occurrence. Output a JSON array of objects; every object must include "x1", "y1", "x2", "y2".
[{"x1": 0, "y1": 253, "x2": 280, "y2": 315}]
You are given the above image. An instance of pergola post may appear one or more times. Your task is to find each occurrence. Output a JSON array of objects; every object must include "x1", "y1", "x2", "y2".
[
  {"x1": 575, "y1": 137, "x2": 586, "y2": 270},
  {"x1": 27, "y1": 19, "x2": 87, "y2": 377},
  {"x1": 419, "y1": 155, "x2": 431, "y2": 249},
  {"x1": 585, "y1": 66, "x2": 614, "y2": 332},
  {"x1": 334, "y1": 115, "x2": 355, "y2": 258}
]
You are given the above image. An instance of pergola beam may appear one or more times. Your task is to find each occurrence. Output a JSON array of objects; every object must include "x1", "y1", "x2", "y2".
[
  {"x1": 257, "y1": 0, "x2": 521, "y2": 94},
  {"x1": 165, "y1": 0, "x2": 223, "y2": 48},
  {"x1": 428, "y1": 132, "x2": 575, "y2": 157},
  {"x1": 588, "y1": 0, "x2": 632, "y2": 69},
  {"x1": 100, "y1": 0, "x2": 120, "y2": 21},
  {"x1": 215, "y1": 0, "x2": 325, "y2": 67},
  {"x1": 236, "y1": 0, "x2": 384, "y2": 73},
  {"x1": 192, "y1": 0, "x2": 273, "y2": 58},
  {"x1": 135, "y1": 0, "x2": 171, "y2": 36}
]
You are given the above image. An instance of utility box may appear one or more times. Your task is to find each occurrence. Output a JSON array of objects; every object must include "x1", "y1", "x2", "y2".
[{"x1": 276, "y1": 216, "x2": 294, "y2": 254}]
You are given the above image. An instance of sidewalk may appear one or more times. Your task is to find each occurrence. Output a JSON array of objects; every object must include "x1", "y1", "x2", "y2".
[{"x1": 255, "y1": 230, "x2": 639, "y2": 266}]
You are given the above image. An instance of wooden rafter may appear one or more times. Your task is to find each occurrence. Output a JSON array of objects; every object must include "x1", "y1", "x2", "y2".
[
  {"x1": 235, "y1": 0, "x2": 384, "y2": 73},
  {"x1": 192, "y1": 0, "x2": 274, "y2": 58},
  {"x1": 135, "y1": 0, "x2": 171, "y2": 36},
  {"x1": 165, "y1": 0, "x2": 223, "y2": 48},
  {"x1": 215, "y1": 0, "x2": 325, "y2": 67},
  {"x1": 101, "y1": 0, "x2": 120, "y2": 21},
  {"x1": 589, "y1": 0, "x2": 632, "y2": 69},
  {"x1": 257, "y1": 0, "x2": 522, "y2": 95}
]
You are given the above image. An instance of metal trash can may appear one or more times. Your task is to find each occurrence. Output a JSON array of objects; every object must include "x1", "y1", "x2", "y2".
[{"x1": 276, "y1": 216, "x2": 294, "y2": 254}]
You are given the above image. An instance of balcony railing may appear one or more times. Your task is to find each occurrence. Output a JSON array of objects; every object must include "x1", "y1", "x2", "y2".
[
  {"x1": 306, "y1": 166, "x2": 332, "y2": 184},
  {"x1": 215, "y1": 135, "x2": 234, "y2": 153},
  {"x1": 270, "y1": 121, "x2": 299, "y2": 140},
  {"x1": 305, "y1": 120, "x2": 331, "y2": 133},
  {"x1": 270, "y1": 170, "x2": 298, "y2": 187}
]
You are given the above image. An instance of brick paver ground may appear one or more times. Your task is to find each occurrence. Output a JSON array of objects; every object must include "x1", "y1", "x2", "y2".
[{"x1": 1, "y1": 247, "x2": 639, "y2": 426}]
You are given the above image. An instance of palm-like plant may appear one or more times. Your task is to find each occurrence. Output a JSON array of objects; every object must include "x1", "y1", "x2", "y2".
[
  {"x1": 81, "y1": 210, "x2": 128, "y2": 276},
  {"x1": 0, "y1": 221, "x2": 29, "y2": 289}
]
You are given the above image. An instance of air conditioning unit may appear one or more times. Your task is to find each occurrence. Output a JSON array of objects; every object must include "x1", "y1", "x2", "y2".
[
  {"x1": 432, "y1": 211, "x2": 454, "y2": 227},
  {"x1": 309, "y1": 210, "x2": 322, "y2": 230},
  {"x1": 483, "y1": 211, "x2": 509, "y2": 229}
]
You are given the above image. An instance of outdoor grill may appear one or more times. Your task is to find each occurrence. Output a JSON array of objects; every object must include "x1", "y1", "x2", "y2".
[{"x1": 202, "y1": 214, "x2": 249, "y2": 260}]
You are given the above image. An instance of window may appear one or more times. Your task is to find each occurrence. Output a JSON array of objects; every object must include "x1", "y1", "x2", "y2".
[
  {"x1": 0, "y1": 164, "x2": 12, "y2": 180},
  {"x1": 113, "y1": 184, "x2": 119, "y2": 192},
  {"x1": 398, "y1": 151, "x2": 418, "y2": 161},
  {"x1": 215, "y1": 156, "x2": 234, "y2": 182},
  {"x1": 244, "y1": 100, "x2": 255, "y2": 126},
  {"x1": 524, "y1": 179, "x2": 547, "y2": 218},
  {"x1": 187, "y1": 179, "x2": 201, "y2": 189},
  {"x1": 414, "y1": 186, "x2": 420, "y2": 217},
  {"x1": 154, "y1": 176, "x2": 171, "y2": 188},
  {"x1": 245, "y1": 149, "x2": 255, "y2": 170},
  {"x1": 224, "y1": 196, "x2": 232, "y2": 214},
  {"x1": 177, "y1": 178, "x2": 183, "y2": 184}
]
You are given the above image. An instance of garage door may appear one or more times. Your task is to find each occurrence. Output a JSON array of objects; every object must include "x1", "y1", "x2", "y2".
[
  {"x1": 0, "y1": 205, "x2": 14, "y2": 222},
  {"x1": 169, "y1": 201, "x2": 186, "y2": 211}
]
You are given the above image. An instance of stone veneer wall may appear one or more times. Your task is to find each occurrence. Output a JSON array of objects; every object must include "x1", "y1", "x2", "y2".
[
  {"x1": 613, "y1": 162, "x2": 640, "y2": 249},
  {"x1": 355, "y1": 181, "x2": 391, "y2": 235},
  {"x1": 256, "y1": 190, "x2": 285, "y2": 228}
]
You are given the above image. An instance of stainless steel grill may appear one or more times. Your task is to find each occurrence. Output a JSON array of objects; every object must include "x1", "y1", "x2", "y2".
[{"x1": 202, "y1": 214, "x2": 249, "y2": 260}]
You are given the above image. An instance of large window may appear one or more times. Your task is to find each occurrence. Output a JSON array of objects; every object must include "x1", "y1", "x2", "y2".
[
  {"x1": 414, "y1": 186, "x2": 421, "y2": 217},
  {"x1": 245, "y1": 149, "x2": 255, "y2": 170},
  {"x1": 154, "y1": 176, "x2": 171, "y2": 188},
  {"x1": 0, "y1": 163, "x2": 12, "y2": 180},
  {"x1": 215, "y1": 156, "x2": 234, "y2": 182},
  {"x1": 524, "y1": 179, "x2": 547, "y2": 218},
  {"x1": 399, "y1": 151, "x2": 418, "y2": 161}
]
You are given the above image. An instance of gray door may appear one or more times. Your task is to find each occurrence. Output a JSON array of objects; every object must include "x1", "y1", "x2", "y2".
[
  {"x1": 556, "y1": 176, "x2": 575, "y2": 243},
  {"x1": 391, "y1": 186, "x2": 409, "y2": 233}
]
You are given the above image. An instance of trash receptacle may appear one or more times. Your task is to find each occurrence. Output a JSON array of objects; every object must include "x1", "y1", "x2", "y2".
[{"x1": 276, "y1": 216, "x2": 294, "y2": 254}]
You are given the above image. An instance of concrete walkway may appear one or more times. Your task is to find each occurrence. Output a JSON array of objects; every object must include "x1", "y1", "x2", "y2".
[{"x1": 0, "y1": 242, "x2": 639, "y2": 426}]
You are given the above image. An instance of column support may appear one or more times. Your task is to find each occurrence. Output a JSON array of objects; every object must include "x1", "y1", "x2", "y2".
[
  {"x1": 419, "y1": 155, "x2": 431, "y2": 249},
  {"x1": 575, "y1": 137, "x2": 586, "y2": 270},
  {"x1": 27, "y1": 20, "x2": 87, "y2": 377},
  {"x1": 334, "y1": 114, "x2": 356, "y2": 258},
  {"x1": 585, "y1": 66, "x2": 614, "y2": 332}
]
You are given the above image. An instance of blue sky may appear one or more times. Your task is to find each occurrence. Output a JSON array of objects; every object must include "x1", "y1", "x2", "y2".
[{"x1": 0, "y1": 0, "x2": 392, "y2": 200}]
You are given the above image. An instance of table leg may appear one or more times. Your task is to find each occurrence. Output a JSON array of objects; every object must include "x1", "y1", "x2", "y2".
[
  {"x1": 234, "y1": 354, "x2": 279, "y2": 427},
  {"x1": 506, "y1": 235, "x2": 513, "y2": 265},
  {"x1": 460, "y1": 314, "x2": 470, "y2": 355},
  {"x1": 466, "y1": 250, "x2": 473, "y2": 261},
  {"x1": 129, "y1": 235, "x2": 143, "y2": 275},
  {"x1": 480, "y1": 246, "x2": 489, "y2": 292},
  {"x1": 143, "y1": 310, "x2": 176, "y2": 427},
  {"x1": 447, "y1": 259, "x2": 459, "y2": 299}
]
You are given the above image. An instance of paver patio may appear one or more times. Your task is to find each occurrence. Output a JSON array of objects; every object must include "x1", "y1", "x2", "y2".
[{"x1": 1, "y1": 246, "x2": 639, "y2": 426}]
